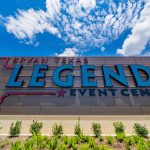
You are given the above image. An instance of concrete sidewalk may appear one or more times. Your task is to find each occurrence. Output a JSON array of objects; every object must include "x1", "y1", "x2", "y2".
[{"x1": 0, "y1": 115, "x2": 150, "y2": 136}]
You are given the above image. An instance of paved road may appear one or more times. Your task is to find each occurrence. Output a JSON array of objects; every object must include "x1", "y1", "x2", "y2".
[{"x1": 0, "y1": 115, "x2": 150, "y2": 136}]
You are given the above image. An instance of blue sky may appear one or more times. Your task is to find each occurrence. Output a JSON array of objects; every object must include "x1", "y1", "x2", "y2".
[{"x1": 0, "y1": 0, "x2": 149, "y2": 56}]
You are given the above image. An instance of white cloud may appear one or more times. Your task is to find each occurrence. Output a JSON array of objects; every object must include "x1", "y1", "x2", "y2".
[
  {"x1": 0, "y1": 0, "x2": 145, "y2": 55},
  {"x1": 60, "y1": 0, "x2": 144, "y2": 49},
  {"x1": 5, "y1": 8, "x2": 60, "y2": 42},
  {"x1": 79, "y1": 0, "x2": 96, "y2": 10},
  {"x1": 46, "y1": 0, "x2": 61, "y2": 20},
  {"x1": 57, "y1": 48, "x2": 78, "y2": 56},
  {"x1": 101, "y1": 47, "x2": 106, "y2": 52},
  {"x1": 117, "y1": 0, "x2": 150, "y2": 56}
]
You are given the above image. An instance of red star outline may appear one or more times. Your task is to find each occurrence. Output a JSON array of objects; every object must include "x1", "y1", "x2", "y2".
[{"x1": 56, "y1": 89, "x2": 67, "y2": 97}]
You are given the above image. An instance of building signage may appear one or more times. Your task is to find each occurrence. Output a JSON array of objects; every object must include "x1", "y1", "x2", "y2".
[
  {"x1": 1, "y1": 57, "x2": 150, "y2": 115},
  {"x1": 0, "y1": 56, "x2": 150, "y2": 106},
  {"x1": 6, "y1": 64, "x2": 150, "y2": 88},
  {"x1": 3, "y1": 57, "x2": 88, "y2": 69}
]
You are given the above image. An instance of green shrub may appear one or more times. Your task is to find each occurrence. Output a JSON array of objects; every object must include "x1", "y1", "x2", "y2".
[
  {"x1": 92, "y1": 122, "x2": 102, "y2": 137},
  {"x1": 0, "y1": 140, "x2": 10, "y2": 148},
  {"x1": 106, "y1": 136, "x2": 115, "y2": 145},
  {"x1": 44, "y1": 136, "x2": 58, "y2": 150},
  {"x1": 30, "y1": 120, "x2": 43, "y2": 135},
  {"x1": 49, "y1": 137, "x2": 58, "y2": 150},
  {"x1": 34, "y1": 134, "x2": 47, "y2": 149},
  {"x1": 99, "y1": 135, "x2": 104, "y2": 142},
  {"x1": 146, "y1": 140, "x2": 150, "y2": 148},
  {"x1": 124, "y1": 136, "x2": 134, "y2": 150},
  {"x1": 133, "y1": 123, "x2": 149, "y2": 138},
  {"x1": 89, "y1": 138, "x2": 96, "y2": 148},
  {"x1": 43, "y1": 136, "x2": 51, "y2": 147},
  {"x1": 132, "y1": 135, "x2": 150, "y2": 150},
  {"x1": 11, "y1": 140, "x2": 24, "y2": 150},
  {"x1": 75, "y1": 136, "x2": 81, "y2": 144},
  {"x1": 116, "y1": 133, "x2": 126, "y2": 142},
  {"x1": 52, "y1": 123, "x2": 63, "y2": 137},
  {"x1": 43, "y1": 136, "x2": 52, "y2": 149},
  {"x1": 74, "y1": 117, "x2": 83, "y2": 136},
  {"x1": 72, "y1": 144, "x2": 78, "y2": 150},
  {"x1": 132, "y1": 135, "x2": 144, "y2": 144},
  {"x1": 99, "y1": 144, "x2": 112, "y2": 150},
  {"x1": 80, "y1": 144, "x2": 89, "y2": 150},
  {"x1": 24, "y1": 138, "x2": 36, "y2": 150},
  {"x1": 62, "y1": 136, "x2": 69, "y2": 145},
  {"x1": 80, "y1": 135, "x2": 90, "y2": 143},
  {"x1": 125, "y1": 144, "x2": 130, "y2": 150},
  {"x1": 68, "y1": 137, "x2": 79, "y2": 148},
  {"x1": 68, "y1": 143, "x2": 78, "y2": 150},
  {"x1": 9, "y1": 121, "x2": 22, "y2": 137},
  {"x1": 113, "y1": 121, "x2": 125, "y2": 134},
  {"x1": 25, "y1": 134, "x2": 53, "y2": 150},
  {"x1": 124, "y1": 136, "x2": 134, "y2": 146},
  {"x1": 137, "y1": 142, "x2": 149, "y2": 150},
  {"x1": 92, "y1": 145, "x2": 100, "y2": 150},
  {"x1": 26, "y1": 133, "x2": 51, "y2": 150},
  {"x1": 58, "y1": 143, "x2": 67, "y2": 150}
]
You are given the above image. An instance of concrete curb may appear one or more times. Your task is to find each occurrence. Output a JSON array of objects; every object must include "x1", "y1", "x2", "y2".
[{"x1": 1, "y1": 134, "x2": 149, "y2": 137}]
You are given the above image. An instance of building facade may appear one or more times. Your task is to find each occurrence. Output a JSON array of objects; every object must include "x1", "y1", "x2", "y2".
[{"x1": 0, "y1": 57, "x2": 150, "y2": 115}]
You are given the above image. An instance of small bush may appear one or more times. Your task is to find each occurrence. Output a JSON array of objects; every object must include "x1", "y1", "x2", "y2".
[
  {"x1": 0, "y1": 140, "x2": 10, "y2": 148},
  {"x1": 99, "y1": 144, "x2": 112, "y2": 150},
  {"x1": 137, "y1": 142, "x2": 149, "y2": 150},
  {"x1": 52, "y1": 123, "x2": 63, "y2": 137},
  {"x1": 30, "y1": 120, "x2": 43, "y2": 135},
  {"x1": 125, "y1": 136, "x2": 134, "y2": 145},
  {"x1": 133, "y1": 123, "x2": 149, "y2": 138},
  {"x1": 146, "y1": 140, "x2": 150, "y2": 148},
  {"x1": 74, "y1": 117, "x2": 83, "y2": 136},
  {"x1": 68, "y1": 137, "x2": 79, "y2": 150},
  {"x1": 68, "y1": 137, "x2": 76, "y2": 148},
  {"x1": 11, "y1": 140, "x2": 24, "y2": 150},
  {"x1": 49, "y1": 137, "x2": 58, "y2": 150},
  {"x1": 62, "y1": 136, "x2": 69, "y2": 145},
  {"x1": 99, "y1": 135, "x2": 104, "y2": 142},
  {"x1": 80, "y1": 144, "x2": 89, "y2": 150},
  {"x1": 132, "y1": 135, "x2": 144, "y2": 144},
  {"x1": 106, "y1": 136, "x2": 115, "y2": 145},
  {"x1": 116, "y1": 133, "x2": 126, "y2": 142},
  {"x1": 24, "y1": 138, "x2": 36, "y2": 150},
  {"x1": 43, "y1": 136, "x2": 51, "y2": 146},
  {"x1": 59, "y1": 143, "x2": 67, "y2": 150},
  {"x1": 113, "y1": 121, "x2": 125, "y2": 134},
  {"x1": 92, "y1": 123, "x2": 102, "y2": 137},
  {"x1": 72, "y1": 144, "x2": 78, "y2": 150},
  {"x1": 80, "y1": 135, "x2": 90, "y2": 143},
  {"x1": 74, "y1": 136, "x2": 80, "y2": 144},
  {"x1": 89, "y1": 138, "x2": 96, "y2": 148},
  {"x1": 33, "y1": 134, "x2": 47, "y2": 149},
  {"x1": 125, "y1": 144, "x2": 130, "y2": 150},
  {"x1": 124, "y1": 136, "x2": 134, "y2": 149},
  {"x1": 9, "y1": 121, "x2": 22, "y2": 137}
]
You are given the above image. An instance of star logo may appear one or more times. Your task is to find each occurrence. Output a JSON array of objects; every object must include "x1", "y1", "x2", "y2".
[{"x1": 56, "y1": 89, "x2": 67, "y2": 97}]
